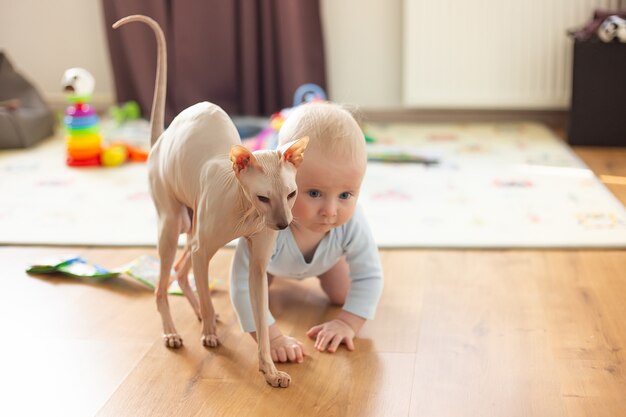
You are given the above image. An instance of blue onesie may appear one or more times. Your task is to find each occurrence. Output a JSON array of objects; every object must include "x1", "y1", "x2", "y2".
[{"x1": 230, "y1": 204, "x2": 384, "y2": 332}]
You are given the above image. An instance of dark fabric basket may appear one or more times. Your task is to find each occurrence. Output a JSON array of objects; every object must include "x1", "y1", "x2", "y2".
[
  {"x1": 0, "y1": 52, "x2": 55, "y2": 149},
  {"x1": 568, "y1": 39, "x2": 626, "y2": 146}
]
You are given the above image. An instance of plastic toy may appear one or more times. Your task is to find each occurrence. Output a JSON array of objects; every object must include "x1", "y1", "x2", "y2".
[
  {"x1": 292, "y1": 83, "x2": 327, "y2": 106},
  {"x1": 109, "y1": 100, "x2": 141, "y2": 124},
  {"x1": 245, "y1": 83, "x2": 328, "y2": 151},
  {"x1": 101, "y1": 143, "x2": 129, "y2": 167},
  {"x1": 106, "y1": 100, "x2": 149, "y2": 162},
  {"x1": 243, "y1": 83, "x2": 378, "y2": 150},
  {"x1": 61, "y1": 69, "x2": 147, "y2": 167},
  {"x1": 61, "y1": 68, "x2": 104, "y2": 167}
]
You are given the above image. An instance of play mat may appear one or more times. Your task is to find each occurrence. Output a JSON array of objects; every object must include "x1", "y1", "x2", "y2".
[{"x1": 1, "y1": 122, "x2": 625, "y2": 248}]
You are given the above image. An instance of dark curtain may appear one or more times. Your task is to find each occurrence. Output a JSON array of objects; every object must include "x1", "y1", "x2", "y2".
[{"x1": 101, "y1": 0, "x2": 327, "y2": 123}]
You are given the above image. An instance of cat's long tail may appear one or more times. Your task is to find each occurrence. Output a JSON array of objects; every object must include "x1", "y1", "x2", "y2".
[{"x1": 113, "y1": 15, "x2": 166, "y2": 147}]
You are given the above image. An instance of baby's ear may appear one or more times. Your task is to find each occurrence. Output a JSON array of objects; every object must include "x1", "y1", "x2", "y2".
[
  {"x1": 280, "y1": 136, "x2": 309, "y2": 168},
  {"x1": 230, "y1": 145, "x2": 260, "y2": 176}
]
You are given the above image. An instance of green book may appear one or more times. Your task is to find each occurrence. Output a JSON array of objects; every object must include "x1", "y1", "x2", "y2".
[
  {"x1": 26, "y1": 255, "x2": 119, "y2": 280},
  {"x1": 26, "y1": 254, "x2": 221, "y2": 295},
  {"x1": 119, "y1": 255, "x2": 220, "y2": 295}
]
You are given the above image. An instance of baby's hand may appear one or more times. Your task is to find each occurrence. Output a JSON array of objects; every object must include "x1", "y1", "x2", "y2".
[
  {"x1": 269, "y1": 334, "x2": 306, "y2": 363},
  {"x1": 306, "y1": 319, "x2": 355, "y2": 353}
]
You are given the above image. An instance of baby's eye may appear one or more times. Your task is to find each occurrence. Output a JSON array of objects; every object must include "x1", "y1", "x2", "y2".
[
  {"x1": 339, "y1": 192, "x2": 352, "y2": 200},
  {"x1": 308, "y1": 190, "x2": 321, "y2": 198}
]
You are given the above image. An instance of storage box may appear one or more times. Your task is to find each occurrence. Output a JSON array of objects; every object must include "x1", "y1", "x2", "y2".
[{"x1": 568, "y1": 39, "x2": 626, "y2": 146}]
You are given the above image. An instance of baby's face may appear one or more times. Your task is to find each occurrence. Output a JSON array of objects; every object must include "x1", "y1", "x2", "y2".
[{"x1": 291, "y1": 149, "x2": 365, "y2": 234}]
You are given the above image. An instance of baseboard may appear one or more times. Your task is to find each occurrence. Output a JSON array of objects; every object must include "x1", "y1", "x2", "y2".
[
  {"x1": 44, "y1": 99, "x2": 569, "y2": 133},
  {"x1": 360, "y1": 108, "x2": 569, "y2": 131}
]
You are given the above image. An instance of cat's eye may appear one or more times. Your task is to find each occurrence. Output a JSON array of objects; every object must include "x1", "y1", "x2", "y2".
[
  {"x1": 287, "y1": 191, "x2": 297, "y2": 200},
  {"x1": 257, "y1": 196, "x2": 270, "y2": 203}
]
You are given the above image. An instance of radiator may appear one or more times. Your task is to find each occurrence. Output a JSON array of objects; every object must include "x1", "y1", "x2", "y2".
[{"x1": 403, "y1": 0, "x2": 621, "y2": 109}]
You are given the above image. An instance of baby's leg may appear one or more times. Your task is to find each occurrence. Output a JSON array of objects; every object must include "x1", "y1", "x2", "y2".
[{"x1": 317, "y1": 257, "x2": 350, "y2": 305}]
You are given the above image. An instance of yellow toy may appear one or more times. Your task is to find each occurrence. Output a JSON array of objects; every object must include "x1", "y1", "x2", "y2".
[{"x1": 101, "y1": 143, "x2": 128, "y2": 167}]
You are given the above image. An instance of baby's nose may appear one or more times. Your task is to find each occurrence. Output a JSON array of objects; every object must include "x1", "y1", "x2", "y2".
[{"x1": 321, "y1": 202, "x2": 337, "y2": 217}]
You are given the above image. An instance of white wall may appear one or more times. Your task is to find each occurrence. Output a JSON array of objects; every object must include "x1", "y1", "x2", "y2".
[
  {"x1": 0, "y1": 0, "x2": 114, "y2": 107},
  {"x1": 0, "y1": 0, "x2": 403, "y2": 110},
  {"x1": 320, "y1": 0, "x2": 403, "y2": 108}
]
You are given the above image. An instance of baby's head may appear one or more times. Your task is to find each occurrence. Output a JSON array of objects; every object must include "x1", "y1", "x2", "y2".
[{"x1": 278, "y1": 102, "x2": 367, "y2": 233}]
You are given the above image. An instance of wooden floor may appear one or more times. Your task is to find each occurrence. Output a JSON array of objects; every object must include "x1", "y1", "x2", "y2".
[{"x1": 2, "y1": 144, "x2": 626, "y2": 417}]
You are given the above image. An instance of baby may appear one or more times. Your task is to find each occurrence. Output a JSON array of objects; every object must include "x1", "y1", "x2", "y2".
[{"x1": 230, "y1": 102, "x2": 383, "y2": 363}]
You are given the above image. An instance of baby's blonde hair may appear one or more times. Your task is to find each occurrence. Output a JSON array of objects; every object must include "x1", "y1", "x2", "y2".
[{"x1": 278, "y1": 102, "x2": 367, "y2": 166}]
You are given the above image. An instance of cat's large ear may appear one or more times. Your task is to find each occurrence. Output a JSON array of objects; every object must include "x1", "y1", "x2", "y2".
[
  {"x1": 280, "y1": 136, "x2": 309, "y2": 168},
  {"x1": 230, "y1": 145, "x2": 261, "y2": 176}
]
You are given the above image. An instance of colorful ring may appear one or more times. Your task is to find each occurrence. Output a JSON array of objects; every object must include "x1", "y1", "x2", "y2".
[
  {"x1": 66, "y1": 104, "x2": 96, "y2": 117},
  {"x1": 65, "y1": 94, "x2": 92, "y2": 104},
  {"x1": 67, "y1": 155, "x2": 101, "y2": 167},
  {"x1": 66, "y1": 133, "x2": 101, "y2": 149},
  {"x1": 64, "y1": 115, "x2": 99, "y2": 128},
  {"x1": 67, "y1": 147, "x2": 101, "y2": 159},
  {"x1": 66, "y1": 125, "x2": 99, "y2": 136}
]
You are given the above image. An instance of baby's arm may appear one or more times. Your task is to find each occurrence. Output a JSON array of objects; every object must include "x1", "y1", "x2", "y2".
[{"x1": 307, "y1": 205, "x2": 384, "y2": 352}]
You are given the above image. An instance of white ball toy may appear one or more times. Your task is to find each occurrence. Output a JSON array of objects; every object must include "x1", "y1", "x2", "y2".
[{"x1": 61, "y1": 67, "x2": 95, "y2": 97}]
